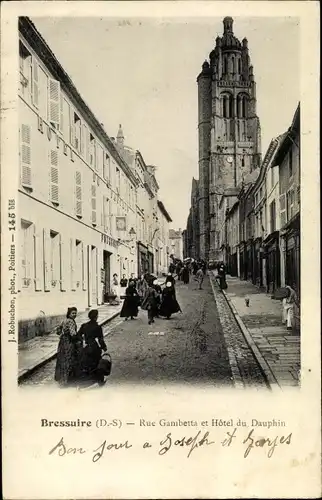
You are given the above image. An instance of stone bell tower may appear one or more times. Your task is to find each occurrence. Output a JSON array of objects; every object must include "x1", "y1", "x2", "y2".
[{"x1": 197, "y1": 17, "x2": 262, "y2": 261}]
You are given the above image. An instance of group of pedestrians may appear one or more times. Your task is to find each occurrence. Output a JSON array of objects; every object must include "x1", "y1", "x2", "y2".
[
  {"x1": 120, "y1": 272, "x2": 182, "y2": 325},
  {"x1": 54, "y1": 307, "x2": 108, "y2": 388}
]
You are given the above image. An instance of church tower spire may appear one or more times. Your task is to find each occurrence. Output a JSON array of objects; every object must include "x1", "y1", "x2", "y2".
[{"x1": 197, "y1": 17, "x2": 262, "y2": 261}]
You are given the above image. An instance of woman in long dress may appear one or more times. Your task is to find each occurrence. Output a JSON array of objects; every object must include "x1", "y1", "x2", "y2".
[
  {"x1": 54, "y1": 307, "x2": 82, "y2": 386},
  {"x1": 120, "y1": 274, "x2": 128, "y2": 298},
  {"x1": 79, "y1": 309, "x2": 107, "y2": 385},
  {"x1": 141, "y1": 283, "x2": 159, "y2": 325},
  {"x1": 181, "y1": 266, "x2": 190, "y2": 284},
  {"x1": 159, "y1": 282, "x2": 181, "y2": 319},
  {"x1": 120, "y1": 280, "x2": 140, "y2": 320},
  {"x1": 282, "y1": 285, "x2": 298, "y2": 330},
  {"x1": 217, "y1": 263, "x2": 227, "y2": 290}
]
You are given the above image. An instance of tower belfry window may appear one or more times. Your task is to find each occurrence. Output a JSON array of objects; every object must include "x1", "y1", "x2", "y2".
[
  {"x1": 229, "y1": 96, "x2": 233, "y2": 118},
  {"x1": 242, "y1": 97, "x2": 247, "y2": 118},
  {"x1": 223, "y1": 57, "x2": 228, "y2": 75},
  {"x1": 238, "y1": 58, "x2": 241, "y2": 74}
]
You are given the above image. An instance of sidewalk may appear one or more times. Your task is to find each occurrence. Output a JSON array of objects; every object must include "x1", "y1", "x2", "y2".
[
  {"x1": 18, "y1": 303, "x2": 122, "y2": 382},
  {"x1": 212, "y1": 274, "x2": 300, "y2": 389}
]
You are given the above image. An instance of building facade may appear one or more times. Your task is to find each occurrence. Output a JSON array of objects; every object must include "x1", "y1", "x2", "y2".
[
  {"x1": 272, "y1": 104, "x2": 300, "y2": 297},
  {"x1": 156, "y1": 201, "x2": 172, "y2": 275},
  {"x1": 169, "y1": 229, "x2": 184, "y2": 261},
  {"x1": 18, "y1": 18, "x2": 172, "y2": 342},
  {"x1": 183, "y1": 178, "x2": 199, "y2": 260},
  {"x1": 197, "y1": 17, "x2": 261, "y2": 261},
  {"x1": 219, "y1": 104, "x2": 300, "y2": 297},
  {"x1": 115, "y1": 134, "x2": 168, "y2": 278}
]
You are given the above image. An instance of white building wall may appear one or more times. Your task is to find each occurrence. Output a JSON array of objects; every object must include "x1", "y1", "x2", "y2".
[{"x1": 18, "y1": 33, "x2": 138, "y2": 339}]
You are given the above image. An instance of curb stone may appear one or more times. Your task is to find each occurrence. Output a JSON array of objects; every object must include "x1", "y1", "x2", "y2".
[
  {"x1": 18, "y1": 310, "x2": 121, "y2": 383},
  {"x1": 208, "y1": 275, "x2": 244, "y2": 390}
]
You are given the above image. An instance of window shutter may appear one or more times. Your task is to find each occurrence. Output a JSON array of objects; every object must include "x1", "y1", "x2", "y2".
[
  {"x1": 48, "y1": 78, "x2": 60, "y2": 125},
  {"x1": 26, "y1": 227, "x2": 32, "y2": 282},
  {"x1": 82, "y1": 242, "x2": 88, "y2": 291},
  {"x1": 91, "y1": 184, "x2": 97, "y2": 224},
  {"x1": 96, "y1": 247, "x2": 100, "y2": 305},
  {"x1": 34, "y1": 226, "x2": 43, "y2": 291},
  {"x1": 59, "y1": 95, "x2": 64, "y2": 133},
  {"x1": 50, "y1": 149, "x2": 59, "y2": 203},
  {"x1": 70, "y1": 238, "x2": 76, "y2": 291},
  {"x1": 83, "y1": 125, "x2": 89, "y2": 162},
  {"x1": 59, "y1": 235, "x2": 67, "y2": 291},
  {"x1": 279, "y1": 193, "x2": 287, "y2": 229},
  {"x1": 20, "y1": 124, "x2": 32, "y2": 188},
  {"x1": 70, "y1": 109, "x2": 75, "y2": 147},
  {"x1": 81, "y1": 123, "x2": 85, "y2": 156},
  {"x1": 32, "y1": 58, "x2": 39, "y2": 107},
  {"x1": 43, "y1": 229, "x2": 51, "y2": 291},
  {"x1": 103, "y1": 154, "x2": 107, "y2": 180},
  {"x1": 75, "y1": 170, "x2": 82, "y2": 217}
]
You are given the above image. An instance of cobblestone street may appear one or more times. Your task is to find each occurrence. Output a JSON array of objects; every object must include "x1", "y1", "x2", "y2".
[{"x1": 20, "y1": 277, "x2": 268, "y2": 389}]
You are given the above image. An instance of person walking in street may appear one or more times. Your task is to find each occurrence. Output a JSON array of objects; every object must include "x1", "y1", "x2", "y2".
[
  {"x1": 152, "y1": 279, "x2": 162, "y2": 317},
  {"x1": 159, "y1": 282, "x2": 182, "y2": 319},
  {"x1": 181, "y1": 265, "x2": 190, "y2": 285},
  {"x1": 165, "y1": 272, "x2": 176, "y2": 287},
  {"x1": 217, "y1": 262, "x2": 227, "y2": 290},
  {"x1": 137, "y1": 274, "x2": 148, "y2": 301},
  {"x1": 282, "y1": 285, "x2": 298, "y2": 330},
  {"x1": 120, "y1": 280, "x2": 140, "y2": 320},
  {"x1": 120, "y1": 274, "x2": 128, "y2": 298},
  {"x1": 54, "y1": 307, "x2": 82, "y2": 387},
  {"x1": 195, "y1": 267, "x2": 204, "y2": 290},
  {"x1": 130, "y1": 273, "x2": 138, "y2": 287},
  {"x1": 79, "y1": 309, "x2": 107, "y2": 386},
  {"x1": 142, "y1": 282, "x2": 159, "y2": 325},
  {"x1": 112, "y1": 273, "x2": 120, "y2": 302}
]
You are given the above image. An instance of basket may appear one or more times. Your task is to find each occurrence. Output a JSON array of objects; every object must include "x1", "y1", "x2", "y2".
[{"x1": 97, "y1": 353, "x2": 112, "y2": 377}]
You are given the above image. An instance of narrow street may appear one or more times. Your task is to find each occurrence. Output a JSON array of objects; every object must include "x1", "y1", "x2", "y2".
[{"x1": 20, "y1": 277, "x2": 268, "y2": 389}]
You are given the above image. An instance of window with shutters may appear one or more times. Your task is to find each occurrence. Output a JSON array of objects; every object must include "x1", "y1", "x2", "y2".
[
  {"x1": 19, "y1": 41, "x2": 31, "y2": 100},
  {"x1": 103, "y1": 196, "x2": 110, "y2": 233},
  {"x1": 287, "y1": 188, "x2": 295, "y2": 221},
  {"x1": 103, "y1": 153, "x2": 111, "y2": 182},
  {"x1": 50, "y1": 149, "x2": 59, "y2": 204},
  {"x1": 48, "y1": 78, "x2": 60, "y2": 128},
  {"x1": 62, "y1": 98, "x2": 70, "y2": 141},
  {"x1": 96, "y1": 144, "x2": 103, "y2": 176},
  {"x1": 89, "y1": 133, "x2": 96, "y2": 169},
  {"x1": 116, "y1": 167, "x2": 121, "y2": 194},
  {"x1": 50, "y1": 230, "x2": 60, "y2": 286},
  {"x1": 73, "y1": 112, "x2": 81, "y2": 152},
  {"x1": 32, "y1": 58, "x2": 39, "y2": 108},
  {"x1": 59, "y1": 94, "x2": 64, "y2": 134},
  {"x1": 91, "y1": 183, "x2": 97, "y2": 225},
  {"x1": 75, "y1": 171, "x2": 83, "y2": 217},
  {"x1": 20, "y1": 220, "x2": 34, "y2": 288},
  {"x1": 81, "y1": 123, "x2": 88, "y2": 159},
  {"x1": 279, "y1": 193, "x2": 287, "y2": 229},
  {"x1": 38, "y1": 66, "x2": 48, "y2": 119},
  {"x1": 20, "y1": 124, "x2": 32, "y2": 189},
  {"x1": 75, "y1": 240, "x2": 82, "y2": 288},
  {"x1": 270, "y1": 200, "x2": 276, "y2": 233}
]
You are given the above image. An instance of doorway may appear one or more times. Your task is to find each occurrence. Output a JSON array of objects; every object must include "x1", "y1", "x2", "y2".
[{"x1": 103, "y1": 250, "x2": 111, "y2": 302}]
